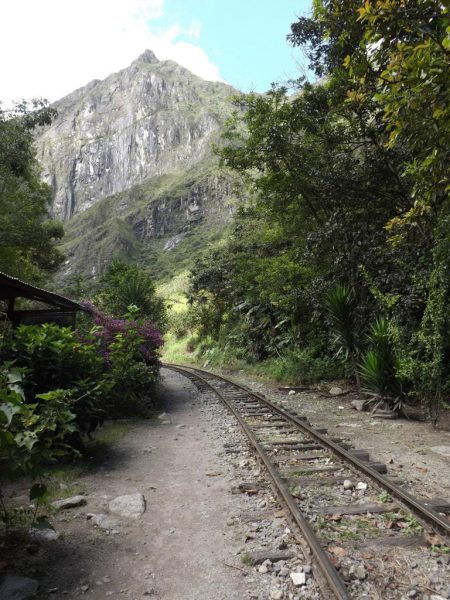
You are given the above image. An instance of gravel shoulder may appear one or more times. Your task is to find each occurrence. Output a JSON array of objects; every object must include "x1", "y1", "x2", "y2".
[{"x1": 217, "y1": 370, "x2": 450, "y2": 505}]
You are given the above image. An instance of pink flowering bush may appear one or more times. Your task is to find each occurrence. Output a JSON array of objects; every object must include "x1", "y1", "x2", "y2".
[
  {"x1": 81, "y1": 301, "x2": 163, "y2": 415},
  {"x1": 81, "y1": 301, "x2": 162, "y2": 364}
]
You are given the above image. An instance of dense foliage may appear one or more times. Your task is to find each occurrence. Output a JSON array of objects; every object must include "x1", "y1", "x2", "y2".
[
  {"x1": 186, "y1": 0, "x2": 449, "y2": 416},
  {"x1": 82, "y1": 301, "x2": 163, "y2": 414},
  {"x1": 93, "y1": 261, "x2": 168, "y2": 331},
  {"x1": 0, "y1": 365, "x2": 77, "y2": 479},
  {"x1": 0, "y1": 100, "x2": 64, "y2": 282},
  {"x1": 0, "y1": 264, "x2": 164, "y2": 494}
]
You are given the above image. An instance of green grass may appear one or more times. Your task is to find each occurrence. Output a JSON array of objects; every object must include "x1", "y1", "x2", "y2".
[
  {"x1": 162, "y1": 332, "x2": 199, "y2": 364},
  {"x1": 157, "y1": 271, "x2": 190, "y2": 311},
  {"x1": 162, "y1": 331, "x2": 343, "y2": 388},
  {"x1": 378, "y1": 490, "x2": 391, "y2": 503},
  {"x1": 42, "y1": 466, "x2": 86, "y2": 505},
  {"x1": 253, "y1": 349, "x2": 343, "y2": 385}
]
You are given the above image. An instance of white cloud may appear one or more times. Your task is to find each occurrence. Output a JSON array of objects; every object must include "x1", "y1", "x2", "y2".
[
  {"x1": 147, "y1": 24, "x2": 223, "y2": 83},
  {"x1": 1, "y1": 0, "x2": 225, "y2": 105}
]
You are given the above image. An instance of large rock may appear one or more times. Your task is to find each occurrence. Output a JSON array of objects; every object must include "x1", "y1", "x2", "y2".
[
  {"x1": 51, "y1": 495, "x2": 87, "y2": 510},
  {"x1": 329, "y1": 386, "x2": 344, "y2": 396},
  {"x1": 0, "y1": 575, "x2": 39, "y2": 599},
  {"x1": 109, "y1": 493, "x2": 146, "y2": 519}
]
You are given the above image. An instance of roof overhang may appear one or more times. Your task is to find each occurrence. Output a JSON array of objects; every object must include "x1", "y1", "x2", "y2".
[{"x1": 0, "y1": 271, "x2": 84, "y2": 312}]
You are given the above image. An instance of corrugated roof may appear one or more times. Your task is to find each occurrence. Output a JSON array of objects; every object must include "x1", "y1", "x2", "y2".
[{"x1": 0, "y1": 271, "x2": 84, "y2": 311}]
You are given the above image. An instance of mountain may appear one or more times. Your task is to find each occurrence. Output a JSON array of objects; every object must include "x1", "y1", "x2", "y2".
[{"x1": 35, "y1": 50, "x2": 241, "y2": 284}]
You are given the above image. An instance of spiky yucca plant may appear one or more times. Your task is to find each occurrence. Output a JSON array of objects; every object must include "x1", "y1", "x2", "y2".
[
  {"x1": 360, "y1": 316, "x2": 402, "y2": 411},
  {"x1": 324, "y1": 284, "x2": 361, "y2": 389}
]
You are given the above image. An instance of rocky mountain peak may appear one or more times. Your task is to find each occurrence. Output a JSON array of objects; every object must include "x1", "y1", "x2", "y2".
[
  {"x1": 35, "y1": 52, "x2": 236, "y2": 221},
  {"x1": 134, "y1": 49, "x2": 159, "y2": 65}
]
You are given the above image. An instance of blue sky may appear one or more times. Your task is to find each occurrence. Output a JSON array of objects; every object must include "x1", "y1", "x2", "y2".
[
  {"x1": 2, "y1": 0, "x2": 312, "y2": 104},
  {"x1": 153, "y1": 0, "x2": 312, "y2": 92}
]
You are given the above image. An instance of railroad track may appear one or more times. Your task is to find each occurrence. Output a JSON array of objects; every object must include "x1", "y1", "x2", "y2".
[{"x1": 164, "y1": 363, "x2": 450, "y2": 600}]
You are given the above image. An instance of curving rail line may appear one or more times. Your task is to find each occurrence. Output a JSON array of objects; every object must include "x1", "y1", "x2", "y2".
[{"x1": 164, "y1": 363, "x2": 450, "y2": 600}]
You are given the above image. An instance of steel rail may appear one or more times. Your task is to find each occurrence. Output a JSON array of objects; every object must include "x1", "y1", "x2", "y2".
[
  {"x1": 164, "y1": 363, "x2": 450, "y2": 538},
  {"x1": 166, "y1": 363, "x2": 350, "y2": 600}
]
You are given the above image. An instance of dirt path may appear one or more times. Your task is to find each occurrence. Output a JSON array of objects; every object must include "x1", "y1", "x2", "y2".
[
  {"x1": 2, "y1": 369, "x2": 316, "y2": 600},
  {"x1": 21, "y1": 369, "x2": 255, "y2": 599},
  {"x1": 5, "y1": 366, "x2": 449, "y2": 599}
]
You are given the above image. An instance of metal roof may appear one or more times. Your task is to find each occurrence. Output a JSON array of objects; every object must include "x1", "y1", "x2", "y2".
[{"x1": 0, "y1": 271, "x2": 84, "y2": 311}]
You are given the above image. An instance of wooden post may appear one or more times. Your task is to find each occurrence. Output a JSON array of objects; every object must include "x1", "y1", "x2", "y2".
[{"x1": 6, "y1": 297, "x2": 15, "y2": 321}]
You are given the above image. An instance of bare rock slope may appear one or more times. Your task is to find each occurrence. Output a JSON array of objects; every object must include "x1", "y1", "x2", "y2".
[{"x1": 35, "y1": 50, "x2": 240, "y2": 282}]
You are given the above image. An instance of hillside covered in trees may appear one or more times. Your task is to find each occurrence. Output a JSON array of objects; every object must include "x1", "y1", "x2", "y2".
[{"x1": 180, "y1": 0, "x2": 449, "y2": 419}]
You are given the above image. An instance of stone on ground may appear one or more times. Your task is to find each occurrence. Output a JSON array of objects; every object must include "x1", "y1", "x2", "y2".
[
  {"x1": 87, "y1": 513, "x2": 120, "y2": 530},
  {"x1": 329, "y1": 386, "x2": 344, "y2": 396},
  {"x1": 290, "y1": 571, "x2": 306, "y2": 586},
  {"x1": 51, "y1": 495, "x2": 87, "y2": 510},
  {"x1": 108, "y1": 493, "x2": 146, "y2": 518},
  {"x1": 29, "y1": 528, "x2": 59, "y2": 541},
  {"x1": 248, "y1": 549, "x2": 295, "y2": 565},
  {"x1": 157, "y1": 412, "x2": 172, "y2": 425},
  {"x1": 430, "y1": 446, "x2": 450, "y2": 457},
  {"x1": 351, "y1": 399, "x2": 367, "y2": 411}
]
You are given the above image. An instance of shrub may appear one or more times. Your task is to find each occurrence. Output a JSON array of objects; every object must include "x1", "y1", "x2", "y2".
[
  {"x1": 0, "y1": 301, "x2": 164, "y2": 473},
  {"x1": 259, "y1": 346, "x2": 343, "y2": 385},
  {"x1": 82, "y1": 302, "x2": 163, "y2": 415},
  {"x1": 0, "y1": 366, "x2": 77, "y2": 479},
  {"x1": 359, "y1": 316, "x2": 403, "y2": 411},
  {"x1": 169, "y1": 310, "x2": 191, "y2": 339},
  {"x1": 95, "y1": 261, "x2": 168, "y2": 331},
  {"x1": 1, "y1": 324, "x2": 106, "y2": 437},
  {"x1": 82, "y1": 301, "x2": 162, "y2": 366},
  {"x1": 2, "y1": 323, "x2": 104, "y2": 398},
  {"x1": 324, "y1": 284, "x2": 361, "y2": 389}
]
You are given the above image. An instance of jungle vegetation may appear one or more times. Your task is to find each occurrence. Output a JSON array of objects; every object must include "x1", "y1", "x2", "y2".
[{"x1": 183, "y1": 0, "x2": 449, "y2": 418}]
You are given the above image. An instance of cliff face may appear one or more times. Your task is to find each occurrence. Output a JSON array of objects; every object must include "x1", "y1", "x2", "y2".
[
  {"x1": 58, "y1": 161, "x2": 236, "y2": 282},
  {"x1": 34, "y1": 50, "x2": 241, "y2": 283},
  {"x1": 36, "y1": 50, "x2": 236, "y2": 221}
]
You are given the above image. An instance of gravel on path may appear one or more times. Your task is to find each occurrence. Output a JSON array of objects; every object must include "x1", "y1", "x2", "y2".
[{"x1": 2, "y1": 368, "x2": 313, "y2": 600}]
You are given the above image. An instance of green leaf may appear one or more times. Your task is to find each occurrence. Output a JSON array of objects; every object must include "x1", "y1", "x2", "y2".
[
  {"x1": 0, "y1": 402, "x2": 22, "y2": 426},
  {"x1": 30, "y1": 483, "x2": 47, "y2": 501},
  {"x1": 15, "y1": 431, "x2": 38, "y2": 451}
]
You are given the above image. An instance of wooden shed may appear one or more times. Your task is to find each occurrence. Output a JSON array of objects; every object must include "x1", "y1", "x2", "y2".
[{"x1": 0, "y1": 271, "x2": 85, "y2": 327}]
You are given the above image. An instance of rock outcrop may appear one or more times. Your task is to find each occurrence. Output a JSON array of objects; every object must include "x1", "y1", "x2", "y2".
[
  {"x1": 36, "y1": 50, "x2": 236, "y2": 221},
  {"x1": 34, "y1": 50, "x2": 242, "y2": 282}
]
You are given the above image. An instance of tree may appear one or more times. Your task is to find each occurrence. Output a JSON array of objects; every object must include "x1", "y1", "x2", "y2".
[
  {"x1": 0, "y1": 99, "x2": 64, "y2": 282},
  {"x1": 288, "y1": 0, "x2": 449, "y2": 415},
  {"x1": 188, "y1": 0, "x2": 449, "y2": 410},
  {"x1": 95, "y1": 261, "x2": 167, "y2": 330}
]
